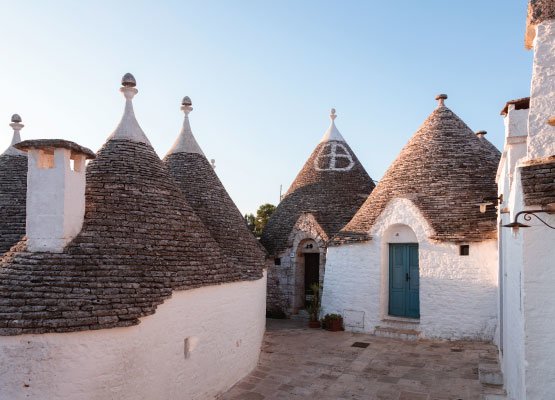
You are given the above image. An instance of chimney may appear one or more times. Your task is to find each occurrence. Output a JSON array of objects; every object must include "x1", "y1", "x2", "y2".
[
  {"x1": 475, "y1": 130, "x2": 487, "y2": 140},
  {"x1": 15, "y1": 139, "x2": 95, "y2": 252},
  {"x1": 500, "y1": 98, "x2": 530, "y2": 185}
]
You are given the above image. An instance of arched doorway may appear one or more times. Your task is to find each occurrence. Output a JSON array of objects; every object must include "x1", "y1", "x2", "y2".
[
  {"x1": 383, "y1": 224, "x2": 420, "y2": 319},
  {"x1": 294, "y1": 239, "x2": 320, "y2": 310}
]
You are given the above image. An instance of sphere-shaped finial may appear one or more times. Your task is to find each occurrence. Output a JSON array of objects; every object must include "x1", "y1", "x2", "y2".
[
  {"x1": 330, "y1": 108, "x2": 337, "y2": 121},
  {"x1": 182, "y1": 96, "x2": 192, "y2": 106},
  {"x1": 435, "y1": 93, "x2": 448, "y2": 107},
  {"x1": 11, "y1": 114, "x2": 22, "y2": 123},
  {"x1": 121, "y1": 73, "x2": 137, "y2": 87}
]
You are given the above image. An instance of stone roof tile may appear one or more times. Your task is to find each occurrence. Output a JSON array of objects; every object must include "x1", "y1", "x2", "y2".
[
  {"x1": 334, "y1": 102, "x2": 500, "y2": 245},
  {"x1": 260, "y1": 110, "x2": 375, "y2": 255},
  {"x1": 0, "y1": 139, "x2": 244, "y2": 335},
  {"x1": 164, "y1": 99, "x2": 266, "y2": 278},
  {"x1": 521, "y1": 156, "x2": 555, "y2": 207}
]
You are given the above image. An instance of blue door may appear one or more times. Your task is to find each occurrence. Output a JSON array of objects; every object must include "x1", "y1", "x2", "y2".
[{"x1": 389, "y1": 243, "x2": 419, "y2": 318}]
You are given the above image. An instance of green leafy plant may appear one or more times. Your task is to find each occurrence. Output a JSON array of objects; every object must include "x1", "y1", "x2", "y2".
[
  {"x1": 321, "y1": 313, "x2": 343, "y2": 331},
  {"x1": 306, "y1": 283, "x2": 321, "y2": 322},
  {"x1": 323, "y1": 313, "x2": 342, "y2": 321}
]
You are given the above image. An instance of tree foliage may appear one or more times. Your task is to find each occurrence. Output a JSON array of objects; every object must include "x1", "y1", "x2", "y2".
[{"x1": 245, "y1": 203, "x2": 276, "y2": 237}]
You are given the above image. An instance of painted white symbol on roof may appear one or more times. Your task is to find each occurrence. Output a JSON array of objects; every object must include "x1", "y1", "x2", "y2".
[{"x1": 314, "y1": 142, "x2": 355, "y2": 171}]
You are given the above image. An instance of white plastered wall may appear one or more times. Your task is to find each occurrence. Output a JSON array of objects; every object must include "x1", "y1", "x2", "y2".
[
  {"x1": 527, "y1": 19, "x2": 555, "y2": 160},
  {"x1": 501, "y1": 165, "x2": 555, "y2": 400},
  {"x1": 0, "y1": 273, "x2": 267, "y2": 400},
  {"x1": 322, "y1": 198, "x2": 498, "y2": 340}
]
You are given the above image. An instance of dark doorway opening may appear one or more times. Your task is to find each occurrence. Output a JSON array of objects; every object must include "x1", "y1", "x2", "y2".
[{"x1": 304, "y1": 253, "x2": 320, "y2": 307}]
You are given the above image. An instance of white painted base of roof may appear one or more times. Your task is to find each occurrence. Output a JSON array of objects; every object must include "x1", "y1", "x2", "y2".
[
  {"x1": 0, "y1": 272, "x2": 267, "y2": 400},
  {"x1": 321, "y1": 198, "x2": 498, "y2": 340}
]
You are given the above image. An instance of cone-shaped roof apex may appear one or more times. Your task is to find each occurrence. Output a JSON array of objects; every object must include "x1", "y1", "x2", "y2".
[
  {"x1": 320, "y1": 108, "x2": 345, "y2": 142},
  {"x1": 2, "y1": 114, "x2": 25, "y2": 156},
  {"x1": 108, "y1": 73, "x2": 151, "y2": 145},
  {"x1": 166, "y1": 96, "x2": 205, "y2": 156},
  {"x1": 261, "y1": 108, "x2": 375, "y2": 255}
]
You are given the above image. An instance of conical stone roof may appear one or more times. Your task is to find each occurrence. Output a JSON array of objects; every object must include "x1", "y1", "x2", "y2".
[
  {"x1": 0, "y1": 115, "x2": 27, "y2": 255},
  {"x1": 261, "y1": 109, "x2": 375, "y2": 255},
  {"x1": 335, "y1": 96, "x2": 500, "y2": 244},
  {"x1": 0, "y1": 75, "x2": 245, "y2": 335},
  {"x1": 163, "y1": 97, "x2": 266, "y2": 279}
]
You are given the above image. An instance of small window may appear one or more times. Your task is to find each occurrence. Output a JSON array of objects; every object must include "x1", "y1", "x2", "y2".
[
  {"x1": 459, "y1": 245, "x2": 470, "y2": 256},
  {"x1": 274, "y1": 258, "x2": 281, "y2": 266}
]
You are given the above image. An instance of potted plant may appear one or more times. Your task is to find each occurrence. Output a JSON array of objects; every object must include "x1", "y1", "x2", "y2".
[
  {"x1": 322, "y1": 313, "x2": 343, "y2": 332},
  {"x1": 306, "y1": 283, "x2": 321, "y2": 328}
]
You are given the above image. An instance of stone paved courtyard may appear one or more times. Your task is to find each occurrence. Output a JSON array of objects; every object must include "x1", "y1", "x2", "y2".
[{"x1": 218, "y1": 319, "x2": 504, "y2": 400}]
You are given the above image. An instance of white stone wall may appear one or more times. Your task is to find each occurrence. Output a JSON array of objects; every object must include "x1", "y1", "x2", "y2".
[
  {"x1": 0, "y1": 273, "x2": 267, "y2": 400},
  {"x1": 528, "y1": 19, "x2": 555, "y2": 160},
  {"x1": 498, "y1": 17, "x2": 555, "y2": 400},
  {"x1": 322, "y1": 198, "x2": 498, "y2": 340},
  {"x1": 501, "y1": 166, "x2": 555, "y2": 400}
]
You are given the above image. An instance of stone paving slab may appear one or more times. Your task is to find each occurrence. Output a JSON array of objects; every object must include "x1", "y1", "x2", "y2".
[{"x1": 217, "y1": 319, "x2": 502, "y2": 400}]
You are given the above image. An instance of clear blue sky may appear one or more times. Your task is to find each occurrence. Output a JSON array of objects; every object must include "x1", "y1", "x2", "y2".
[{"x1": 0, "y1": 1, "x2": 532, "y2": 215}]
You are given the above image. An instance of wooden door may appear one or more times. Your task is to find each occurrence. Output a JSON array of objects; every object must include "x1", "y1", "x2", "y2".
[
  {"x1": 389, "y1": 243, "x2": 419, "y2": 318},
  {"x1": 304, "y1": 253, "x2": 320, "y2": 306}
]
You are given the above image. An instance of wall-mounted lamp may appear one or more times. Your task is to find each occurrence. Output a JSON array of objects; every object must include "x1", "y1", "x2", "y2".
[
  {"x1": 477, "y1": 194, "x2": 503, "y2": 213},
  {"x1": 502, "y1": 205, "x2": 555, "y2": 234}
]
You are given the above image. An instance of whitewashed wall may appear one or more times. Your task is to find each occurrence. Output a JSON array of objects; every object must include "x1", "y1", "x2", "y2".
[
  {"x1": 501, "y1": 165, "x2": 555, "y2": 400},
  {"x1": 499, "y1": 18, "x2": 555, "y2": 400},
  {"x1": 0, "y1": 273, "x2": 267, "y2": 400},
  {"x1": 322, "y1": 198, "x2": 498, "y2": 340},
  {"x1": 527, "y1": 19, "x2": 555, "y2": 160}
]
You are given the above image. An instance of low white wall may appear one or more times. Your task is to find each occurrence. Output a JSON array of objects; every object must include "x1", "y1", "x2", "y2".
[
  {"x1": 322, "y1": 198, "x2": 498, "y2": 340},
  {"x1": 0, "y1": 273, "x2": 267, "y2": 400}
]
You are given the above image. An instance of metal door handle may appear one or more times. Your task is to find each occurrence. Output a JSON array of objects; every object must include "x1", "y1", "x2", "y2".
[{"x1": 405, "y1": 273, "x2": 410, "y2": 281}]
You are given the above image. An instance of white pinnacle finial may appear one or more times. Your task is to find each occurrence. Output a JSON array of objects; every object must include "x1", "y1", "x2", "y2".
[
  {"x1": 320, "y1": 107, "x2": 345, "y2": 142},
  {"x1": 2, "y1": 114, "x2": 25, "y2": 156},
  {"x1": 211, "y1": 159, "x2": 216, "y2": 169},
  {"x1": 166, "y1": 96, "x2": 205, "y2": 156},
  {"x1": 108, "y1": 73, "x2": 151, "y2": 145}
]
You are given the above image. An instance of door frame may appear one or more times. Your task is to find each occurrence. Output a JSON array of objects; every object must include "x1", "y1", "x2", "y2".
[{"x1": 388, "y1": 243, "x2": 420, "y2": 319}]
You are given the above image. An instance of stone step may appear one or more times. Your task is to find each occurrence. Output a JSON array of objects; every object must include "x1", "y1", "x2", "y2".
[
  {"x1": 290, "y1": 310, "x2": 309, "y2": 321},
  {"x1": 373, "y1": 326, "x2": 421, "y2": 341},
  {"x1": 482, "y1": 393, "x2": 507, "y2": 400},
  {"x1": 479, "y1": 363, "x2": 504, "y2": 386},
  {"x1": 381, "y1": 316, "x2": 420, "y2": 330}
]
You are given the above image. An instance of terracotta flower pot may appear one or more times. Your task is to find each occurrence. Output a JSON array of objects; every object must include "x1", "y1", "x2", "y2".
[
  {"x1": 327, "y1": 319, "x2": 343, "y2": 332},
  {"x1": 308, "y1": 320, "x2": 321, "y2": 329}
]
